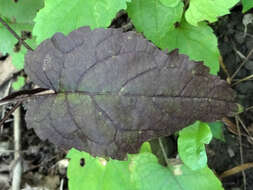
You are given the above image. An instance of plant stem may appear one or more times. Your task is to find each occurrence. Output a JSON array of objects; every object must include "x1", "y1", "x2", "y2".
[{"x1": 158, "y1": 138, "x2": 170, "y2": 166}]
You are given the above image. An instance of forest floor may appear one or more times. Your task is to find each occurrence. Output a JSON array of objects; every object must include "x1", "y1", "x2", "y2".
[
  {"x1": 207, "y1": 6, "x2": 253, "y2": 190},
  {"x1": 0, "y1": 5, "x2": 253, "y2": 190}
]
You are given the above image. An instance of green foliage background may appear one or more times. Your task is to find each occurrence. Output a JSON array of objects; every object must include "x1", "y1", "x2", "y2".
[
  {"x1": 0, "y1": 0, "x2": 249, "y2": 189},
  {"x1": 67, "y1": 146, "x2": 223, "y2": 190},
  {"x1": 0, "y1": 0, "x2": 243, "y2": 74},
  {"x1": 242, "y1": 0, "x2": 253, "y2": 13}
]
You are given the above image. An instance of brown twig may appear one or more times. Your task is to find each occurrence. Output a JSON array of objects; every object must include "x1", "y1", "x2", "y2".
[
  {"x1": 220, "y1": 162, "x2": 253, "y2": 179},
  {"x1": 0, "y1": 101, "x2": 22, "y2": 127},
  {"x1": 0, "y1": 89, "x2": 55, "y2": 107},
  {"x1": 1, "y1": 80, "x2": 12, "y2": 133},
  {"x1": 219, "y1": 55, "x2": 231, "y2": 84},
  {"x1": 245, "y1": 106, "x2": 253, "y2": 112},
  {"x1": 235, "y1": 116, "x2": 247, "y2": 190},
  {"x1": 158, "y1": 138, "x2": 170, "y2": 167},
  {"x1": 0, "y1": 16, "x2": 33, "y2": 51},
  {"x1": 231, "y1": 48, "x2": 253, "y2": 80},
  {"x1": 237, "y1": 116, "x2": 251, "y2": 137},
  {"x1": 232, "y1": 74, "x2": 253, "y2": 86}
]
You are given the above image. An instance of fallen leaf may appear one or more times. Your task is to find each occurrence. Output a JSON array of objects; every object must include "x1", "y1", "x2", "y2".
[{"x1": 24, "y1": 27, "x2": 238, "y2": 159}]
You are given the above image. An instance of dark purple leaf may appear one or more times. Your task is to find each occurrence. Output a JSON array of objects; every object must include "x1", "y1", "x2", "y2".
[{"x1": 24, "y1": 27, "x2": 238, "y2": 159}]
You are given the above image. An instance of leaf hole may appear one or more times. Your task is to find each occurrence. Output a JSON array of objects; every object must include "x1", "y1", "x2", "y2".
[
  {"x1": 174, "y1": 22, "x2": 180, "y2": 28},
  {"x1": 80, "y1": 158, "x2": 85, "y2": 167}
]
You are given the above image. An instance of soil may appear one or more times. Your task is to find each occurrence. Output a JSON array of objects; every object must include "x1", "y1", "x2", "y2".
[
  {"x1": 207, "y1": 6, "x2": 253, "y2": 190},
  {"x1": 0, "y1": 6, "x2": 253, "y2": 190}
]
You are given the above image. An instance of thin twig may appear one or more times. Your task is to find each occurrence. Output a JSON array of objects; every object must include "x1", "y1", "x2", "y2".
[
  {"x1": 229, "y1": 28, "x2": 253, "y2": 38},
  {"x1": 12, "y1": 106, "x2": 22, "y2": 190},
  {"x1": 232, "y1": 74, "x2": 253, "y2": 86},
  {"x1": 0, "y1": 16, "x2": 33, "y2": 51},
  {"x1": 158, "y1": 138, "x2": 170, "y2": 166},
  {"x1": 0, "y1": 149, "x2": 27, "y2": 153},
  {"x1": 0, "y1": 89, "x2": 55, "y2": 107},
  {"x1": 0, "y1": 101, "x2": 22, "y2": 127},
  {"x1": 237, "y1": 116, "x2": 251, "y2": 137},
  {"x1": 60, "y1": 178, "x2": 64, "y2": 190},
  {"x1": 235, "y1": 116, "x2": 247, "y2": 190},
  {"x1": 1, "y1": 80, "x2": 12, "y2": 133},
  {"x1": 245, "y1": 106, "x2": 253, "y2": 112},
  {"x1": 233, "y1": 46, "x2": 246, "y2": 60},
  {"x1": 0, "y1": 96, "x2": 30, "y2": 107},
  {"x1": 219, "y1": 56, "x2": 232, "y2": 84},
  {"x1": 231, "y1": 48, "x2": 253, "y2": 80},
  {"x1": 220, "y1": 162, "x2": 253, "y2": 179}
]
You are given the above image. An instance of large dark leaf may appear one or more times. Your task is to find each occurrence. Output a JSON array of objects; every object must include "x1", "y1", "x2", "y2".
[{"x1": 24, "y1": 27, "x2": 237, "y2": 159}]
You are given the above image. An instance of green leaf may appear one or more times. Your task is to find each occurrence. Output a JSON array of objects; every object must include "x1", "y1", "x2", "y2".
[
  {"x1": 139, "y1": 142, "x2": 152, "y2": 153},
  {"x1": 12, "y1": 76, "x2": 25, "y2": 90},
  {"x1": 67, "y1": 148, "x2": 135, "y2": 190},
  {"x1": 10, "y1": 48, "x2": 27, "y2": 70},
  {"x1": 127, "y1": 0, "x2": 219, "y2": 74},
  {"x1": 0, "y1": 19, "x2": 35, "y2": 69},
  {"x1": 127, "y1": 0, "x2": 183, "y2": 43},
  {"x1": 178, "y1": 121, "x2": 213, "y2": 170},
  {"x1": 0, "y1": 0, "x2": 44, "y2": 24},
  {"x1": 242, "y1": 0, "x2": 253, "y2": 13},
  {"x1": 185, "y1": 0, "x2": 239, "y2": 26},
  {"x1": 0, "y1": 20, "x2": 33, "y2": 54},
  {"x1": 208, "y1": 121, "x2": 225, "y2": 142},
  {"x1": 33, "y1": 0, "x2": 128, "y2": 44},
  {"x1": 156, "y1": 19, "x2": 220, "y2": 74},
  {"x1": 159, "y1": 0, "x2": 181, "y2": 7},
  {"x1": 9, "y1": 37, "x2": 36, "y2": 70},
  {"x1": 67, "y1": 149, "x2": 223, "y2": 190},
  {"x1": 0, "y1": 0, "x2": 42, "y2": 69},
  {"x1": 130, "y1": 152, "x2": 223, "y2": 190}
]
